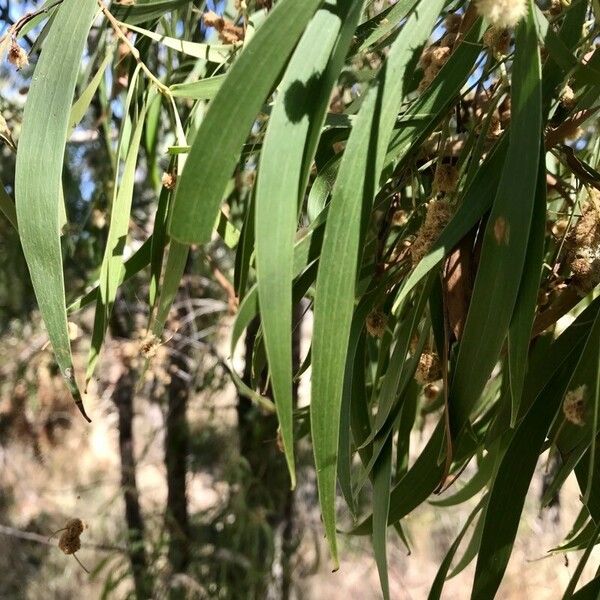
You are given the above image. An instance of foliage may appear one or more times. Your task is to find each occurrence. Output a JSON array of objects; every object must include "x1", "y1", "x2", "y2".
[{"x1": 2, "y1": 0, "x2": 600, "y2": 597}]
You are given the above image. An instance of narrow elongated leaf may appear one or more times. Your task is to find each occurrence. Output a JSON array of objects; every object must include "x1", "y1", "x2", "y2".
[
  {"x1": 169, "y1": 75, "x2": 226, "y2": 100},
  {"x1": 311, "y1": 0, "x2": 445, "y2": 565},
  {"x1": 570, "y1": 575, "x2": 600, "y2": 600},
  {"x1": 562, "y1": 520, "x2": 600, "y2": 599},
  {"x1": 352, "y1": 421, "x2": 446, "y2": 535},
  {"x1": 506, "y1": 153, "x2": 546, "y2": 424},
  {"x1": 471, "y1": 301, "x2": 600, "y2": 599},
  {"x1": 356, "y1": 0, "x2": 416, "y2": 52},
  {"x1": 255, "y1": 0, "x2": 365, "y2": 489},
  {"x1": 125, "y1": 22, "x2": 234, "y2": 63},
  {"x1": 449, "y1": 8, "x2": 542, "y2": 437},
  {"x1": 372, "y1": 435, "x2": 393, "y2": 600},
  {"x1": 428, "y1": 497, "x2": 486, "y2": 600},
  {"x1": 69, "y1": 52, "x2": 114, "y2": 129},
  {"x1": 67, "y1": 237, "x2": 153, "y2": 314},
  {"x1": 112, "y1": 0, "x2": 192, "y2": 25},
  {"x1": 86, "y1": 94, "x2": 151, "y2": 383},
  {"x1": 168, "y1": 0, "x2": 325, "y2": 245},
  {"x1": 15, "y1": 0, "x2": 98, "y2": 421}
]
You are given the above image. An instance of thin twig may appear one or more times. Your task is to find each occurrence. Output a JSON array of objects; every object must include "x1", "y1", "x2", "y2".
[
  {"x1": 97, "y1": 0, "x2": 170, "y2": 96},
  {"x1": 0, "y1": 523, "x2": 128, "y2": 553}
]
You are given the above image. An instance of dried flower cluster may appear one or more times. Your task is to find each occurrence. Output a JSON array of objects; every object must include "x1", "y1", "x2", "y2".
[
  {"x1": 161, "y1": 171, "x2": 177, "y2": 190},
  {"x1": 366, "y1": 310, "x2": 388, "y2": 338},
  {"x1": 566, "y1": 193, "x2": 600, "y2": 295},
  {"x1": 140, "y1": 333, "x2": 161, "y2": 359},
  {"x1": 475, "y1": 0, "x2": 527, "y2": 29},
  {"x1": 416, "y1": 352, "x2": 441, "y2": 385},
  {"x1": 482, "y1": 26, "x2": 511, "y2": 56},
  {"x1": 57, "y1": 518, "x2": 84, "y2": 555},
  {"x1": 411, "y1": 199, "x2": 453, "y2": 266},
  {"x1": 563, "y1": 385, "x2": 587, "y2": 426},
  {"x1": 559, "y1": 84, "x2": 576, "y2": 110},
  {"x1": 203, "y1": 10, "x2": 244, "y2": 44},
  {"x1": 432, "y1": 163, "x2": 459, "y2": 195},
  {"x1": 418, "y1": 13, "x2": 462, "y2": 92},
  {"x1": 7, "y1": 40, "x2": 28, "y2": 69}
]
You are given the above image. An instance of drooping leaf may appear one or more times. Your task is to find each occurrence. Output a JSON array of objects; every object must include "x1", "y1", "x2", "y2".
[
  {"x1": 311, "y1": 0, "x2": 445, "y2": 564},
  {"x1": 168, "y1": 0, "x2": 325, "y2": 245},
  {"x1": 449, "y1": 7, "x2": 543, "y2": 438},
  {"x1": 255, "y1": 0, "x2": 365, "y2": 489},
  {"x1": 15, "y1": 0, "x2": 98, "y2": 420}
]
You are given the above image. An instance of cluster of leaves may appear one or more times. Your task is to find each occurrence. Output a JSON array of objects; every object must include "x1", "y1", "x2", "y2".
[{"x1": 3, "y1": 0, "x2": 600, "y2": 597}]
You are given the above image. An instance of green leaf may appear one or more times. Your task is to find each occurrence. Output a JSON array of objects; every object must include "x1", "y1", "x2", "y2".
[
  {"x1": 310, "y1": 0, "x2": 445, "y2": 566},
  {"x1": 471, "y1": 300, "x2": 600, "y2": 599},
  {"x1": 69, "y1": 51, "x2": 114, "y2": 129},
  {"x1": 351, "y1": 421, "x2": 446, "y2": 535},
  {"x1": 429, "y1": 451, "x2": 495, "y2": 508},
  {"x1": 570, "y1": 575, "x2": 600, "y2": 600},
  {"x1": 67, "y1": 237, "x2": 153, "y2": 314},
  {"x1": 125, "y1": 22, "x2": 234, "y2": 63},
  {"x1": 15, "y1": 0, "x2": 98, "y2": 421},
  {"x1": 168, "y1": 0, "x2": 325, "y2": 245},
  {"x1": 255, "y1": 0, "x2": 365, "y2": 489},
  {"x1": 372, "y1": 435, "x2": 393, "y2": 600},
  {"x1": 112, "y1": 0, "x2": 192, "y2": 25},
  {"x1": 562, "y1": 520, "x2": 600, "y2": 599},
  {"x1": 169, "y1": 75, "x2": 226, "y2": 100},
  {"x1": 506, "y1": 152, "x2": 546, "y2": 424},
  {"x1": 449, "y1": 8, "x2": 543, "y2": 437},
  {"x1": 428, "y1": 497, "x2": 486, "y2": 600},
  {"x1": 355, "y1": 0, "x2": 416, "y2": 53},
  {"x1": 86, "y1": 89, "x2": 151, "y2": 383}
]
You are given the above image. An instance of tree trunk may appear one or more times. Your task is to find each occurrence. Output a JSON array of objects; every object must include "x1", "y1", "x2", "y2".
[
  {"x1": 110, "y1": 299, "x2": 152, "y2": 599},
  {"x1": 113, "y1": 367, "x2": 152, "y2": 599}
]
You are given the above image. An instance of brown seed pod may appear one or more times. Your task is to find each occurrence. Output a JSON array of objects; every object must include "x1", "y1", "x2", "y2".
[
  {"x1": 51, "y1": 518, "x2": 88, "y2": 572},
  {"x1": 563, "y1": 386, "x2": 586, "y2": 426},
  {"x1": 482, "y1": 27, "x2": 511, "y2": 56},
  {"x1": 7, "y1": 40, "x2": 28, "y2": 70},
  {"x1": 415, "y1": 352, "x2": 442, "y2": 385},
  {"x1": 366, "y1": 310, "x2": 388, "y2": 338},
  {"x1": 566, "y1": 198, "x2": 600, "y2": 295},
  {"x1": 411, "y1": 199, "x2": 453, "y2": 266},
  {"x1": 444, "y1": 13, "x2": 462, "y2": 34},
  {"x1": 161, "y1": 172, "x2": 177, "y2": 190},
  {"x1": 432, "y1": 164, "x2": 459, "y2": 195},
  {"x1": 140, "y1": 333, "x2": 161, "y2": 359},
  {"x1": 559, "y1": 85, "x2": 576, "y2": 110}
]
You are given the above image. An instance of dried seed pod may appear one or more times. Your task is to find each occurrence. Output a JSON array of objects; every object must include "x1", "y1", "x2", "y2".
[
  {"x1": 432, "y1": 164, "x2": 459, "y2": 195},
  {"x1": 8, "y1": 40, "x2": 28, "y2": 69},
  {"x1": 444, "y1": 13, "x2": 462, "y2": 34},
  {"x1": 430, "y1": 46, "x2": 451, "y2": 67},
  {"x1": 566, "y1": 198, "x2": 600, "y2": 295},
  {"x1": 392, "y1": 210, "x2": 409, "y2": 227},
  {"x1": 161, "y1": 172, "x2": 177, "y2": 190},
  {"x1": 411, "y1": 199, "x2": 453, "y2": 266},
  {"x1": 559, "y1": 85, "x2": 576, "y2": 110},
  {"x1": 482, "y1": 26, "x2": 511, "y2": 56},
  {"x1": 366, "y1": 310, "x2": 387, "y2": 338},
  {"x1": 563, "y1": 385, "x2": 586, "y2": 426},
  {"x1": 140, "y1": 333, "x2": 161, "y2": 359},
  {"x1": 203, "y1": 10, "x2": 224, "y2": 29},
  {"x1": 552, "y1": 218, "x2": 568, "y2": 239},
  {"x1": 52, "y1": 518, "x2": 89, "y2": 573},
  {"x1": 58, "y1": 532, "x2": 81, "y2": 555},
  {"x1": 416, "y1": 352, "x2": 441, "y2": 385}
]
